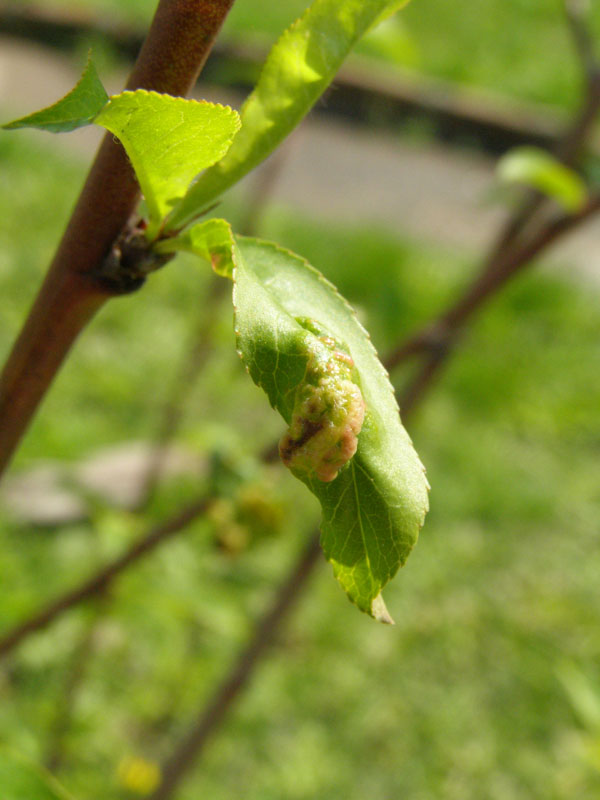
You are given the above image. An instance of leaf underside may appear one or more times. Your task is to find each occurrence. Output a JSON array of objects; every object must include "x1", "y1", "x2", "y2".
[
  {"x1": 166, "y1": 0, "x2": 412, "y2": 231},
  {"x1": 2, "y1": 56, "x2": 108, "y2": 133},
  {"x1": 232, "y1": 237, "x2": 429, "y2": 620}
]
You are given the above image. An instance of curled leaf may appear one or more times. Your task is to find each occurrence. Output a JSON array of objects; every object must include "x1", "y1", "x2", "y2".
[{"x1": 232, "y1": 237, "x2": 429, "y2": 619}]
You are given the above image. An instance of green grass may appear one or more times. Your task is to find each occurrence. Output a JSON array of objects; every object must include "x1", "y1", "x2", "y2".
[
  {"x1": 1, "y1": 131, "x2": 600, "y2": 799},
  {"x1": 13, "y1": 0, "x2": 600, "y2": 107}
]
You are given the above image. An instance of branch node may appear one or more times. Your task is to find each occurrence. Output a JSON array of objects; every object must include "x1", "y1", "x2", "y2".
[{"x1": 96, "y1": 220, "x2": 174, "y2": 294}]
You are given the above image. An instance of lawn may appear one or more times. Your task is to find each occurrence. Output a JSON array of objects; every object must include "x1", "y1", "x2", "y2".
[{"x1": 1, "y1": 125, "x2": 599, "y2": 799}]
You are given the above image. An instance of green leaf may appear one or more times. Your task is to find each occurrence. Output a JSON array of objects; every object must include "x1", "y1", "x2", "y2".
[
  {"x1": 154, "y1": 218, "x2": 235, "y2": 278},
  {"x1": 232, "y1": 237, "x2": 429, "y2": 620},
  {"x1": 0, "y1": 748, "x2": 76, "y2": 800},
  {"x1": 94, "y1": 92, "x2": 240, "y2": 236},
  {"x1": 498, "y1": 146, "x2": 587, "y2": 213},
  {"x1": 2, "y1": 56, "x2": 108, "y2": 133},
  {"x1": 166, "y1": 0, "x2": 412, "y2": 231},
  {"x1": 557, "y1": 661, "x2": 600, "y2": 733}
]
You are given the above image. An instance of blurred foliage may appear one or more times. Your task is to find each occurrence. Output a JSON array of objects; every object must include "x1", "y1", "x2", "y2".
[
  {"x1": 0, "y1": 125, "x2": 599, "y2": 799},
  {"x1": 498, "y1": 146, "x2": 588, "y2": 213},
  {"x1": 8, "y1": 0, "x2": 600, "y2": 107}
]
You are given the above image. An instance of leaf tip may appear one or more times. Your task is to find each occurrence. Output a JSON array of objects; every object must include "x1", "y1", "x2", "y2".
[{"x1": 371, "y1": 593, "x2": 394, "y2": 625}]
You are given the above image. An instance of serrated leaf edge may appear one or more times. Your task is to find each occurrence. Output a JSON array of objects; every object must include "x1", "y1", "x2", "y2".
[{"x1": 103, "y1": 90, "x2": 242, "y2": 120}]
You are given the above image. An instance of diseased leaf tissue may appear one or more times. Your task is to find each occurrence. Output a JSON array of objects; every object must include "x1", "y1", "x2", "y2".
[{"x1": 279, "y1": 318, "x2": 366, "y2": 483}]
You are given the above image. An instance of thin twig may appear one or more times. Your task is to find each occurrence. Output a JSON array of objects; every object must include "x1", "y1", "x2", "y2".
[
  {"x1": 148, "y1": 531, "x2": 322, "y2": 800},
  {"x1": 565, "y1": 0, "x2": 598, "y2": 81},
  {"x1": 0, "y1": 496, "x2": 209, "y2": 658},
  {"x1": 491, "y1": 0, "x2": 600, "y2": 255},
  {"x1": 386, "y1": 188, "x2": 600, "y2": 372},
  {"x1": 394, "y1": 194, "x2": 600, "y2": 415},
  {"x1": 387, "y1": 9, "x2": 600, "y2": 375}
]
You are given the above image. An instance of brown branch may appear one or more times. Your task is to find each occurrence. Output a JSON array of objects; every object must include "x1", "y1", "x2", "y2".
[
  {"x1": 387, "y1": 13, "x2": 600, "y2": 377},
  {"x1": 490, "y1": 0, "x2": 600, "y2": 252},
  {"x1": 0, "y1": 0, "x2": 236, "y2": 480},
  {"x1": 394, "y1": 194, "x2": 600, "y2": 416},
  {"x1": 148, "y1": 531, "x2": 323, "y2": 800},
  {"x1": 386, "y1": 186, "x2": 600, "y2": 372},
  {"x1": 562, "y1": 0, "x2": 600, "y2": 160},
  {"x1": 565, "y1": 0, "x2": 598, "y2": 82},
  {"x1": 0, "y1": 495, "x2": 209, "y2": 658}
]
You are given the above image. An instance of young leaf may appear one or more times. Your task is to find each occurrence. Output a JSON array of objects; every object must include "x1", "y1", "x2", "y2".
[
  {"x1": 94, "y1": 92, "x2": 240, "y2": 236},
  {"x1": 498, "y1": 146, "x2": 587, "y2": 213},
  {"x1": 154, "y1": 218, "x2": 235, "y2": 278},
  {"x1": 0, "y1": 748, "x2": 76, "y2": 800},
  {"x1": 2, "y1": 56, "x2": 108, "y2": 133},
  {"x1": 165, "y1": 0, "x2": 412, "y2": 232},
  {"x1": 232, "y1": 237, "x2": 429, "y2": 621}
]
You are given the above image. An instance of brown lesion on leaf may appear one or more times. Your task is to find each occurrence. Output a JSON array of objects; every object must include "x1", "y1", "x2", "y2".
[
  {"x1": 279, "y1": 322, "x2": 366, "y2": 483},
  {"x1": 279, "y1": 418, "x2": 326, "y2": 462}
]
